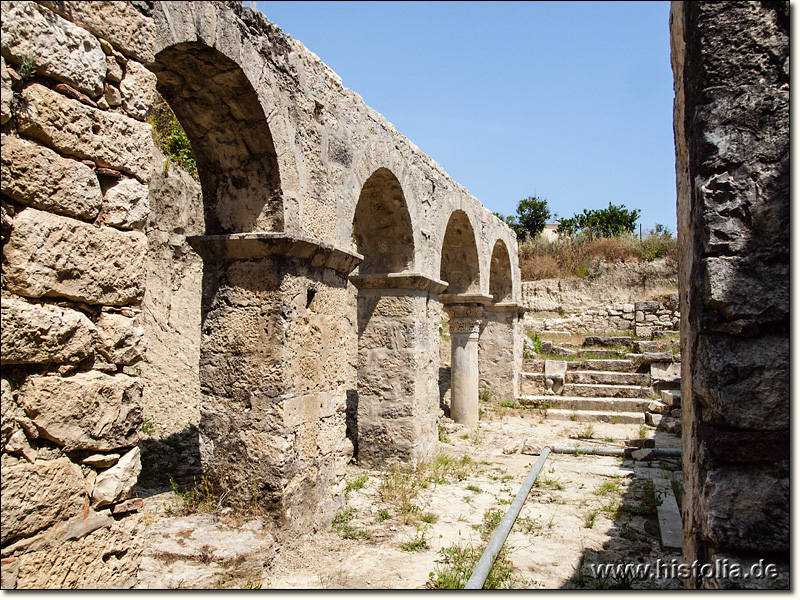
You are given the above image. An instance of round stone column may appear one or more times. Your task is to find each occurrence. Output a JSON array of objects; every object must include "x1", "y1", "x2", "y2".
[{"x1": 443, "y1": 300, "x2": 487, "y2": 427}]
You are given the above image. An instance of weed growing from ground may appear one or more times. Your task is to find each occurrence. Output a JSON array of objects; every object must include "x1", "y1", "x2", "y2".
[
  {"x1": 400, "y1": 525, "x2": 430, "y2": 552},
  {"x1": 575, "y1": 424, "x2": 595, "y2": 439},
  {"x1": 584, "y1": 510, "x2": 597, "y2": 528},
  {"x1": 427, "y1": 542, "x2": 518, "y2": 589},
  {"x1": 332, "y1": 508, "x2": 371, "y2": 540},
  {"x1": 345, "y1": 474, "x2": 368, "y2": 495},
  {"x1": 594, "y1": 479, "x2": 622, "y2": 496}
]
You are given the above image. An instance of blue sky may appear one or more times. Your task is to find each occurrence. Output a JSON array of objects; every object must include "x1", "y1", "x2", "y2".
[{"x1": 254, "y1": 1, "x2": 678, "y2": 233}]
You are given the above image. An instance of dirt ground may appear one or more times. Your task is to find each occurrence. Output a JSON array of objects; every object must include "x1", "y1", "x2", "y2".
[{"x1": 137, "y1": 406, "x2": 683, "y2": 590}]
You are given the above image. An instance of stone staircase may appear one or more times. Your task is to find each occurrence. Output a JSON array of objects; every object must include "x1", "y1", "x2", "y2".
[{"x1": 518, "y1": 336, "x2": 681, "y2": 426}]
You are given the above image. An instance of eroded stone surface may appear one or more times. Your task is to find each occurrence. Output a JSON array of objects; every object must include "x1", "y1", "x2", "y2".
[
  {"x1": 95, "y1": 312, "x2": 146, "y2": 365},
  {"x1": 92, "y1": 446, "x2": 141, "y2": 507},
  {"x1": 119, "y1": 59, "x2": 157, "y2": 120},
  {"x1": 1, "y1": 295, "x2": 96, "y2": 365},
  {"x1": 4, "y1": 208, "x2": 147, "y2": 306},
  {"x1": 1, "y1": 56, "x2": 14, "y2": 124},
  {"x1": 0, "y1": 134, "x2": 103, "y2": 220},
  {"x1": 16, "y1": 84, "x2": 152, "y2": 181},
  {"x1": 99, "y1": 176, "x2": 150, "y2": 230},
  {"x1": 0, "y1": 1, "x2": 106, "y2": 96},
  {"x1": 39, "y1": 0, "x2": 155, "y2": 63},
  {"x1": 1, "y1": 457, "x2": 85, "y2": 544},
  {"x1": 19, "y1": 371, "x2": 143, "y2": 452}
]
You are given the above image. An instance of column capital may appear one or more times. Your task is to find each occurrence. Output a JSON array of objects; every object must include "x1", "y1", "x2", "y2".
[
  {"x1": 485, "y1": 301, "x2": 529, "y2": 315},
  {"x1": 187, "y1": 232, "x2": 363, "y2": 274},
  {"x1": 349, "y1": 272, "x2": 447, "y2": 293}
]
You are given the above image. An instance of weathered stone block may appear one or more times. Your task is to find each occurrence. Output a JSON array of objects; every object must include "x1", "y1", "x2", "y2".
[
  {"x1": 16, "y1": 84, "x2": 152, "y2": 181},
  {"x1": 0, "y1": 134, "x2": 103, "y2": 220},
  {"x1": 95, "y1": 312, "x2": 145, "y2": 365},
  {"x1": 696, "y1": 333, "x2": 788, "y2": 430},
  {"x1": 0, "y1": 56, "x2": 12, "y2": 124},
  {"x1": 92, "y1": 446, "x2": 141, "y2": 507},
  {"x1": 119, "y1": 59, "x2": 157, "y2": 120},
  {"x1": 283, "y1": 394, "x2": 320, "y2": 428},
  {"x1": 4, "y1": 208, "x2": 147, "y2": 306},
  {"x1": 705, "y1": 255, "x2": 789, "y2": 325},
  {"x1": 0, "y1": 1, "x2": 106, "y2": 96},
  {"x1": 635, "y1": 301, "x2": 659, "y2": 312},
  {"x1": 19, "y1": 371, "x2": 143, "y2": 452},
  {"x1": 0, "y1": 457, "x2": 85, "y2": 544},
  {"x1": 701, "y1": 461, "x2": 789, "y2": 552},
  {"x1": 38, "y1": 0, "x2": 155, "y2": 63},
  {"x1": 99, "y1": 176, "x2": 149, "y2": 230},
  {"x1": 1, "y1": 295, "x2": 96, "y2": 365},
  {"x1": 106, "y1": 54, "x2": 123, "y2": 83}
]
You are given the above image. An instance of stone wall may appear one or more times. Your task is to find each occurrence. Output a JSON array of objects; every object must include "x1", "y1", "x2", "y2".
[
  {"x1": 1, "y1": 1, "x2": 524, "y2": 587},
  {"x1": 526, "y1": 297, "x2": 680, "y2": 339},
  {"x1": 671, "y1": 1, "x2": 789, "y2": 589},
  {"x1": 521, "y1": 257, "x2": 677, "y2": 316},
  {"x1": 1, "y1": 1, "x2": 156, "y2": 587}
]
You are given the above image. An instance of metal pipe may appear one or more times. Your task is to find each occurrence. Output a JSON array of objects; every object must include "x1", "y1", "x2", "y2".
[
  {"x1": 463, "y1": 443, "x2": 681, "y2": 588},
  {"x1": 464, "y1": 446, "x2": 552, "y2": 589}
]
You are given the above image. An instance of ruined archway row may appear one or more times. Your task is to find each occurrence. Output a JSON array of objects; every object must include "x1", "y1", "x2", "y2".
[
  {"x1": 0, "y1": 2, "x2": 523, "y2": 586},
  {"x1": 151, "y1": 1, "x2": 521, "y2": 304}
]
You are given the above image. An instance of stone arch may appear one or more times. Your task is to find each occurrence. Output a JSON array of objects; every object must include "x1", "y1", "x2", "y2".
[
  {"x1": 352, "y1": 168, "x2": 414, "y2": 274},
  {"x1": 440, "y1": 210, "x2": 481, "y2": 295},
  {"x1": 489, "y1": 239, "x2": 513, "y2": 304},
  {"x1": 150, "y1": 42, "x2": 283, "y2": 235}
]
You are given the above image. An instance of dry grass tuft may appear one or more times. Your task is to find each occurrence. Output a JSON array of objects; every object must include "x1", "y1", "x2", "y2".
[{"x1": 519, "y1": 234, "x2": 677, "y2": 281}]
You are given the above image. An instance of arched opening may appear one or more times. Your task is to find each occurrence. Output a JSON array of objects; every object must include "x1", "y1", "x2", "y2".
[
  {"x1": 489, "y1": 239, "x2": 513, "y2": 304},
  {"x1": 440, "y1": 210, "x2": 480, "y2": 295},
  {"x1": 350, "y1": 168, "x2": 430, "y2": 466},
  {"x1": 137, "y1": 42, "x2": 286, "y2": 497},
  {"x1": 150, "y1": 42, "x2": 283, "y2": 234},
  {"x1": 352, "y1": 167, "x2": 414, "y2": 275}
]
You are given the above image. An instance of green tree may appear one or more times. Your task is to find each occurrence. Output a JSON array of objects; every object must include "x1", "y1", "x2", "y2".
[
  {"x1": 515, "y1": 196, "x2": 551, "y2": 240},
  {"x1": 555, "y1": 202, "x2": 640, "y2": 239}
]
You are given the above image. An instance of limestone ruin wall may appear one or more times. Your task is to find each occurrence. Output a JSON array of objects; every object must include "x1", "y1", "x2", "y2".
[
  {"x1": 671, "y1": 1, "x2": 789, "y2": 588},
  {"x1": 0, "y1": 0, "x2": 524, "y2": 587}
]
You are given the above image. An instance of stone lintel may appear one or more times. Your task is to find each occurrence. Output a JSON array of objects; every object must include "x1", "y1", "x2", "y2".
[
  {"x1": 187, "y1": 232, "x2": 363, "y2": 274},
  {"x1": 440, "y1": 293, "x2": 493, "y2": 306},
  {"x1": 349, "y1": 272, "x2": 447, "y2": 293},
  {"x1": 486, "y1": 301, "x2": 528, "y2": 314}
]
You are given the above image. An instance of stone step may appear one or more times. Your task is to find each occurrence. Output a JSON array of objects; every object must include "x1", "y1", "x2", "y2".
[
  {"x1": 577, "y1": 349, "x2": 626, "y2": 358},
  {"x1": 576, "y1": 359, "x2": 636, "y2": 372},
  {"x1": 566, "y1": 370, "x2": 650, "y2": 386},
  {"x1": 626, "y1": 352, "x2": 680, "y2": 365},
  {"x1": 562, "y1": 383, "x2": 653, "y2": 399},
  {"x1": 661, "y1": 389, "x2": 682, "y2": 407},
  {"x1": 536, "y1": 408, "x2": 645, "y2": 424},
  {"x1": 582, "y1": 336, "x2": 633, "y2": 348},
  {"x1": 518, "y1": 395, "x2": 649, "y2": 413}
]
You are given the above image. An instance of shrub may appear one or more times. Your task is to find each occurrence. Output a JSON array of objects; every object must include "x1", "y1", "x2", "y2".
[{"x1": 148, "y1": 94, "x2": 198, "y2": 180}]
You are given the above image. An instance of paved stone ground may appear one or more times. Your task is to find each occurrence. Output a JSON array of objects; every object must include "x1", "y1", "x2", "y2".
[{"x1": 136, "y1": 410, "x2": 682, "y2": 589}]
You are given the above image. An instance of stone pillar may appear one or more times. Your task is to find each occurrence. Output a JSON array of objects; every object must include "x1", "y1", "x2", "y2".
[
  {"x1": 442, "y1": 295, "x2": 490, "y2": 427},
  {"x1": 189, "y1": 232, "x2": 361, "y2": 529},
  {"x1": 478, "y1": 302, "x2": 528, "y2": 404},
  {"x1": 671, "y1": 1, "x2": 789, "y2": 589},
  {"x1": 349, "y1": 273, "x2": 446, "y2": 468}
]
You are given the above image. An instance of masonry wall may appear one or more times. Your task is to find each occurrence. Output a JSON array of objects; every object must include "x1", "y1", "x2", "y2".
[
  {"x1": 1, "y1": 1, "x2": 156, "y2": 587},
  {"x1": 1, "y1": 1, "x2": 523, "y2": 588},
  {"x1": 671, "y1": 1, "x2": 789, "y2": 589}
]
